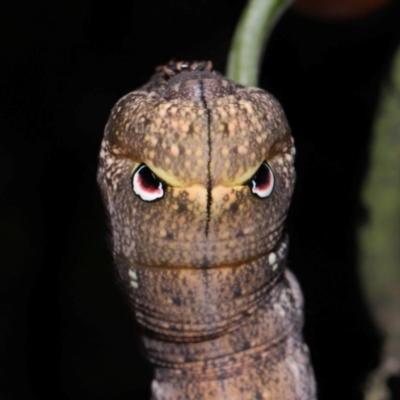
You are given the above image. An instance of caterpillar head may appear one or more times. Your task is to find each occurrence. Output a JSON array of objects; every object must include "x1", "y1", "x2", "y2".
[{"x1": 97, "y1": 63, "x2": 295, "y2": 269}]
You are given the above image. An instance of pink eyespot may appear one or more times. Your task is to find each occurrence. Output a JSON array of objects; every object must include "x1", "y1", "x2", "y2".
[
  {"x1": 249, "y1": 162, "x2": 274, "y2": 198},
  {"x1": 132, "y1": 164, "x2": 165, "y2": 202}
]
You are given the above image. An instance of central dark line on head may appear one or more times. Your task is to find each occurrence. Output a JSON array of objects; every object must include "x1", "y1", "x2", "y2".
[{"x1": 199, "y1": 79, "x2": 212, "y2": 238}]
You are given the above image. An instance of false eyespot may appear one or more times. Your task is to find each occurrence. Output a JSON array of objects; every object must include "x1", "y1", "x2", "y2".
[
  {"x1": 132, "y1": 164, "x2": 165, "y2": 202},
  {"x1": 248, "y1": 162, "x2": 274, "y2": 198}
]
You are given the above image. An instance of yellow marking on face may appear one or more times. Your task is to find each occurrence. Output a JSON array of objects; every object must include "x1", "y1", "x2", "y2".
[
  {"x1": 131, "y1": 148, "x2": 268, "y2": 192},
  {"x1": 147, "y1": 164, "x2": 187, "y2": 187},
  {"x1": 228, "y1": 163, "x2": 261, "y2": 187},
  {"x1": 151, "y1": 161, "x2": 262, "y2": 189}
]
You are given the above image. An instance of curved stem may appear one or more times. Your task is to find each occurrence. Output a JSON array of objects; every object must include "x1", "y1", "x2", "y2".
[{"x1": 227, "y1": 0, "x2": 294, "y2": 86}]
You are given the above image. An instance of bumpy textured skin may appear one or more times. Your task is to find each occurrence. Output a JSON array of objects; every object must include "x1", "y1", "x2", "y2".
[{"x1": 97, "y1": 62, "x2": 316, "y2": 399}]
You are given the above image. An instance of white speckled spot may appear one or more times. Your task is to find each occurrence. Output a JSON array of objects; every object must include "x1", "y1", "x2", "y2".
[
  {"x1": 151, "y1": 380, "x2": 164, "y2": 398},
  {"x1": 131, "y1": 280, "x2": 139, "y2": 289},
  {"x1": 285, "y1": 153, "x2": 294, "y2": 162},
  {"x1": 272, "y1": 263, "x2": 278, "y2": 271},
  {"x1": 274, "y1": 303, "x2": 286, "y2": 317},
  {"x1": 268, "y1": 252, "x2": 276, "y2": 265},
  {"x1": 129, "y1": 269, "x2": 138, "y2": 280}
]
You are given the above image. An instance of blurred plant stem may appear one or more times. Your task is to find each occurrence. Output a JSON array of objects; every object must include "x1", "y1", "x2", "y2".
[
  {"x1": 359, "y1": 45, "x2": 400, "y2": 400},
  {"x1": 226, "y1": 0, "x2": 293, "y2": 86}
]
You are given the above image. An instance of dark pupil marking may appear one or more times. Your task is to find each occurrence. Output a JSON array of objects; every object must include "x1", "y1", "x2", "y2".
[
  {"x1": 252, "y1": 162, "x2": 271, "y2": 188},
  {"x1": 248, "y1": 162, "x2": 274, "y2": 198},
  {"x1": 138, "y1": 165, "x2": 160, "y2": 190},
  {"x1": 133, "y1": 164, "x2": 165, "y2": 202}
]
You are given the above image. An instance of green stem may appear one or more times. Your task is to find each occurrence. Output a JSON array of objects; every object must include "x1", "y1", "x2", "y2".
[
  {"x1": 359, "y1": 45, "x2": 400, "y2": 398},
  {"x1": 227, "y1": 0, "x2": 294, "y2": 86}
]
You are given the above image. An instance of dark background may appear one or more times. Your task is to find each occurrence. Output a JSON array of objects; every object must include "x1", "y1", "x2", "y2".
[{"x1": 1, "y1": 1, "x2": 400, "y2": 399}]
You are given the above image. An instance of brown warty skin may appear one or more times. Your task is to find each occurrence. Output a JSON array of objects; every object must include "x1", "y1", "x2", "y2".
[{"x1": 97, "y1": 61, "x2": 316, "y2": 400}]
